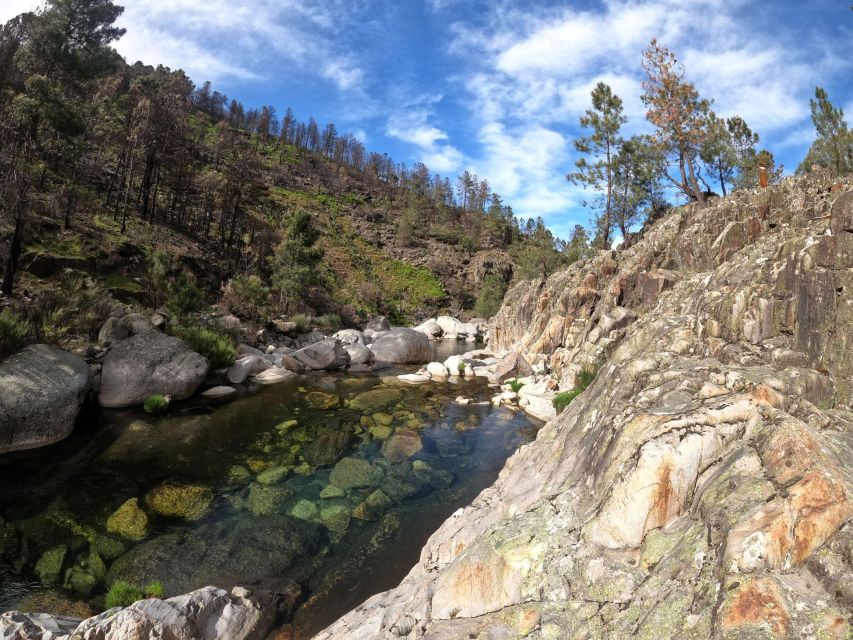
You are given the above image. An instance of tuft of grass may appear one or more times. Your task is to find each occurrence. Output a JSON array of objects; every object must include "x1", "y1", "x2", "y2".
[
  {"x1": 290, "y1": 313, "x2": 311, "y2": 334},
  {"x1": 172, "y1": 324, "x2": 237, "y2": 369},
  {"x1": 0, "y1": 309, "x2": 29, "y2": 360},
  {"x1": 143, "y1": 394, "x2": 169, "y2": 415},
  {"x1": 552, "y1": 389, "x2": 582, "y2": 414},
  {"x1": 315, "y1": 313, "x2": 342, "y2": 333},
  {"x1": 552, "y1": 366, "x2": 598, "y2": 414},
  {"x1": 507, "y1": 379, "x2": 525, "y2": 393},
  {"x1": 104, "y1": 580, "x2": 165, "y2": 609}
]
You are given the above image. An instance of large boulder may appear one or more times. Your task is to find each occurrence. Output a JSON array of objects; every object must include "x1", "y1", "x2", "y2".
[
  {"x1": 226, "y1": 355, "x2": 270, "y2": 384},
  {"x1": 98, "y1": 333, "x2": 209, "y2": 408},
  {"x1": 489, "y1": 349, "x2": 534, "y2": 383},
  {"x1": 0, "y1": 586, "x2": 280, "y2": 640},
  {"x1": 413, "y1": 318, "x2": 443, "y2": 339},
  {"x1": 97, "y1": 313, "x2": 155, "y2": 348},
  {"x1": 436, "y1": 315, "x2": 462, "y2": 337},
  {"x1": 292, "y1": 339, "x2": 350, "y2": 371},
  {"x1": 366, "y1": 316, "x2": 391, "y2": 332},
  {"x1": 368, "y1": 328, "x2": 432, "y2": 365},
  {"x1": 344, "y1": 342, "x2": 373, "y2": 365},
  {"x1": 0, "y1": 345, "x2": 91, "y2": 454},
  {"x1": 332, "y1": 329, "x2": 365, "y2": 346}
]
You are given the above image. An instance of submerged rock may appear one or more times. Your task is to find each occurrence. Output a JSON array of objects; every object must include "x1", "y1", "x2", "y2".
[
  {"x1": 247, "y1": 483, "x2": 292, "y2": 516},
  {"x1": 329, "y1": 457, "x2": 384, "y2": 490},
  {"x1": 0, "y1": 345, "x2": 91, "y2": 453},
  {"x1": 144, "y1": 483, "x2": 214, "y2": 521},
  {"x1": 105, "y1": 498, "x2": 149, "y2": 542},
  {"x1": 348, "y1": 387, "x2": 402, "y2": 411},
  {"x1": 352, "y1": 489, "x2": 393, "y2": 521},
  {"x1": 380, "y1": 429, "x2": 423, "y2": 463}
]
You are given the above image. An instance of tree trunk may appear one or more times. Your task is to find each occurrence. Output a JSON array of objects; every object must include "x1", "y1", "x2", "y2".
[{"x1": 1, "y1": 204, "x2": 24, "y2": 296}]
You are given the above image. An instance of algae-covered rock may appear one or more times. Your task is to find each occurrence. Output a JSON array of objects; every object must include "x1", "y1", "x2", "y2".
[
  {"x1": 304, "y1": 429, "x2": 353, "y2": 466},
  {"x1": 305, "y1": 391, "x2": 340, "y2": 409},
  {"x1": 290, "y1": 500, "x2": 319, "y2": 521},
  {"x1": 329, "y1": 457, "x2": 384, "y2": 490},
  {"x1": 348, "y1": 387, "x2": 402, "y2": 412},
  {"x1": 106, "y1": 498, "x2": 149, "y2": 541},
  {"x1": 319, "y1": 484, "x2": 346, "y2": 499},
  {"x1": 369, "y1": 424, "x2": 394, "y2": 440},
  {"x1": 380, "y1": 429, "x2": 423, "y2": 462},
  {"x1": 256, "y1": 466, "x2": 290, "y2": 485},
  {"x1": 247, "y1": 483, "x2": 292, "y2": 516},
  {"x1": 228, "y1": 465, "x2": 252, "y2": 485},
  {"x1": 63, "y1": 566, "x2": 96, "y2": 597},
  {"x1": 90, "y1": 534, "x2": 125, "y2": 560},
  {"x1": 35, "y1": 545, "x2": 66, "y2": 584},
  {"x1": 320, "y1": 505, "x2": 351, "y2": 535},
  {"x1": 144, "y1": 483, "x2": 214, "y2": 521},
  {"x1": 372, "y1": 412, "x2": 394, "y2": 426},
  {"x1": 352, "y1": 490, "x2": 393, "y2": 521}
]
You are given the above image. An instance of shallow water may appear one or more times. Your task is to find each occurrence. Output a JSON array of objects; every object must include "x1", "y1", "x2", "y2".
[{"x1": 0, "y1": 341, "x2": 540, "y2": 635}]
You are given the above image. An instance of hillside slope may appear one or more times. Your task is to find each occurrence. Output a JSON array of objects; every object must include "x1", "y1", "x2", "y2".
[{"x1": 316, "y1": 172, "x2": 853, "y2": 639}]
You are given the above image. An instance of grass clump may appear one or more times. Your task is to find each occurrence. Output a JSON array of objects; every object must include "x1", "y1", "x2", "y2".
[
  {"x1": 552, "y1": 366, "x2": 598, "y2": 414},
  {"x1": 315, "y1": 313, "x2": 342, "y2": 333},
  {"x1": 143, "y1": 394, "x2": 169, "y2": 415},
  {"x1": 104, "y1": 580, "x2": 165, "y2": 608},
  {"x1": 552, "y1": 389, "x2": 582, "y2": 414},
  {"x1": 290, "y1": 313, "x2": 311, "y2": 334},
  {"x1": 0, "y1": 309, "x2": 29, "y2": 360},
  {"x1": 172, "y1": 324, "x2": 237, "y2": 368},
  {"x1": 507, "y1": 378, "x2": 525, "y2": 393}
]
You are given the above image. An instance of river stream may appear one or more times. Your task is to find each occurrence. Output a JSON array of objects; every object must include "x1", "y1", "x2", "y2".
[{"x1": 0, "y1": 342, "x2": 540, "y2": 637}]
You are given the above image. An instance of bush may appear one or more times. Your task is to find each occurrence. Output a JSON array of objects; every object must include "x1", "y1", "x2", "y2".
[
  {"x1": 104, "y1": 580, "x2": 165, "y2": 609},
  {"x1": 143, "y1": 394, "x2": 169, "y2": 415},
  {"x1": 577, "y1": 367, "x2": 596, "y2": 390},
  {"x1": 0, "y1": 309, "x2": 29, "y2": 360},
  {"x1": 220, "y1": 274, "x2": 271, "y2": 322},
  {"x1": 507, "y1": 378, "x2": 525, "y2": 393},
  {"x1": 290, "y1": 313, "x2": 311, "y2": 334},
  {"x1": 315, "y1": 313, "x2": 342, "y2": 333},
  {"x1": 166, "y1": 271, "x2": 204, "y2": 320},
  {"x1": 172, "y1": 324, "x2": 237, "y2": 368},
  {"x1": 552, "y1": 389, "x2": 582, "y2": 414},
  {"x1": 474, "y1": 273, "x2": 508, "y2": 319}
]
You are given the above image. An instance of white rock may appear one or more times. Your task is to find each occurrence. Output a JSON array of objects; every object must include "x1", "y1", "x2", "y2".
[
  {"x1": 251, "y1": 368, "x2": 297, "y2": 386},
  {"x1": 201, "y1": 386, "x2": 236, "y2": 399},
  {"x1": 427, "y1": 362, "x2": 449, "y2": 378}
]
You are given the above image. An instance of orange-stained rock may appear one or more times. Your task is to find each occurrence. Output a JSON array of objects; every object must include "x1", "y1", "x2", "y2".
[{"x1": 722, "y1": 578, "x2": 790, "y2": 637}]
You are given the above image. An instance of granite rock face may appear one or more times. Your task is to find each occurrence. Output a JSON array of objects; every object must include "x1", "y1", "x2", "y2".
[
  {"x1": 316, "y1": 175, "x2": 853, "y2": 639},
  {"x1": 0, "y1": 345, "x2": 91, "y2": 453}
]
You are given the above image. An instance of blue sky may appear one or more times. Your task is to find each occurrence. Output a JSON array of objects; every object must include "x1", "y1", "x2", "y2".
[{"x1": 3, "y1": 0, "x2": 852, "y2": 239}]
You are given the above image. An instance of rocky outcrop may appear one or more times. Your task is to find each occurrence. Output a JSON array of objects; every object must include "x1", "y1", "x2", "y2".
[
  {"x1": 368, "y1": 328, "x2": 432, "y2": 364},
  {"x1": 0, "y1": 345, "x2": 91, "y2": 454},
  {"x1": 0, "y1": 586, "x2": 279, "y2": 640},
  {"x1": 316, "y1": 175, "x2": 853, "y2": 639},
  {"x1": 98, "y1": 332, "x2": 209, "y2": 408}
]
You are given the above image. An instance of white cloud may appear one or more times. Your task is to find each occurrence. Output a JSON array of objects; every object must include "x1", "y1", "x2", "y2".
[
  {"x1": 0, "y1": 0, "x2": 42, "y2": 22},
  {"x1": 386, "y1": 94, "x2": 465, "y2": 175}
]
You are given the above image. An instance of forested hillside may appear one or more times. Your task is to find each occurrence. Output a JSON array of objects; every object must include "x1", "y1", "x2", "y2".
[{"x1": 0, "y1": 0, "x2": 568, "y2": 351}]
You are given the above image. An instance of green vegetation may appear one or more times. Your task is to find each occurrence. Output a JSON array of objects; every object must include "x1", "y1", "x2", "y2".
[
  {"x1": 552, "y1": 389, "x2": 582, "y2": 414},
  {"x1": 271, "y1": 210, "x2": 324, "y2": 313},
  {"x1": 798, "y1": 87, "x2": 853, "y2": 176},
  {"x1": 0, "y1": 309, "x2": 29, "y2": 359},
  {"x1": 172, "y1": 324, "x2": 237, "y2": 368},
  {"x1": 104, "y1": 580, "x2": 165, "y2": 609},
  {"x1": 474, "y1": 273, "x2": 509, "y2": 318},
  {"x1": 507, "y1": 379, "x2": 525, "y2": 393},
  {"x1": 553, "y1": 367, "x2": 598, "y2": 414},
  {"x1": 315, "y1": 313, "x2": 342, "y2": 333},
  {"x1": 290, "y1": 313, "x2": 311, "y2": 334},
  {"x1": 143, "y1": 394, "x2": 170, "y2": 415},
  {"x1": 220, "y1": 274, "x2": 271, "y2": 322}
]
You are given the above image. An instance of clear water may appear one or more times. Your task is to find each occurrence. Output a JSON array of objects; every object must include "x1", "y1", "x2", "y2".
[{"x1": 0, "y1": 342, "x2": 540, "y2": 636}]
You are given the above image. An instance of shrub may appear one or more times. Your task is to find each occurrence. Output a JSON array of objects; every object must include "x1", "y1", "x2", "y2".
[
  {"x1": 290, "y1": 313, "x2": 311, "y2": 334},
  {"x1": 143, "y1": 394, "x2": 169, "y2": 415},
  {"x1": 315, "y1": 313, "x2": 342, "y2": 333},
  {"x1": 166, "y1": 271, "x2": 204, "y2": 320},
  {"x1": 457, "y1": 360, "x2": 466, "y2": 374},
  {"x1": 552, "y1": 389, "x2": 582, "y2": 414},
  {"x1": 0, "y1": 309, "x2": 29, "y2": 360},
  {"x1": 577, "y1": 367, "x2": 596, "y2": 390},
  {"x1": 507, "y1": 378, "x2": 525, "y2": 393},
  {"x1": 220, "y1": 274, "x2": 271, "y2": 322},
  {"x1": 172, "y1": 324, "x2": 237, "y2": 368},
  {"x1": 474, "y1": 273, "x2": 508, "y2": 319},
  {"x1": 104, "y1": 580, "x2": 165, "y2": 609}
]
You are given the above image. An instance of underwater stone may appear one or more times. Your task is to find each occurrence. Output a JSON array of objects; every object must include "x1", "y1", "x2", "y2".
[
  {"x1": 256, "y1": 466, "x2": 290, "y2": 485},
  {"x1": 319, "y1": 484, "x2": 347, "y2": 499},
  {"x1": 352, "y1": 490, "x2": 393, "y2": 521},
  {"x1": 329, "y1": 457, "x2": 384, "y2": 490},
  {"x1": 144, "y1": 483, "x2": 214, "y2": 521},
  {"x1": 106, "y1": 498, "x2": 150, "y2": 542},
  {"x1": 35, "y1": 545, "x2": 66, "y2": 584},
  {"x1": 228, "y1": 465, "x2": 252, "y2": 485},
  {"x1": 247, "y1": 483, "x2": 292, "y2": 516},
  {"x1": 290, "y1": 500, "x2": 319, "y2": 521},
  {"x1": 348, "y1": 388, "x2": 402, "y2": 412},
  {"x1": 305, "y1": 391, "x2": 340, "y2": 409},
  {"x1": 381, "y1": 429, "x2": 423, "y2": 463},
  {"x1": 320, "y1": 505, "x2": 351, "y2": 534}
]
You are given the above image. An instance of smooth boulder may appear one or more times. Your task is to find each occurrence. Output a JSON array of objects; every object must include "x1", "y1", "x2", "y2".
[
  {"x1": 293, "y1": 339, "x2": 350, "y2": 371},
  {"x1": 98, "y1": 332, "x2": 209, "y2": 408},
  {"x1": 226, "y1": 355, "x2": 270, "y2": 384},
  {"x1": 0, "y1": 345, "x2": 91, "y2": 454},
  {"x1": 344, "y1": 342, "x2": 373, "y2": 365},
  {"x1": 368, "y1": 328, "x2": 432, "y2": 365}
]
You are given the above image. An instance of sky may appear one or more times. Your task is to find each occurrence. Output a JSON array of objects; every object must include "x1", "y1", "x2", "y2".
[{"x1": 2, "y1": 0, "x2": 852, "y2": 239}]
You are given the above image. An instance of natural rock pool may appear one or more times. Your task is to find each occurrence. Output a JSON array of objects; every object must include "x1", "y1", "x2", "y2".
[{"x1": 0, "y1": 342, "x2": 540, "y2": 637}]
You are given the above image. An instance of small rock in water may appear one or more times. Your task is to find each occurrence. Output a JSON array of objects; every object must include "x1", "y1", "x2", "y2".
[
  {"x1": 105, "y1": 498, "x2": 150, "y2": 541},
  {"x1": 320, "y1": 505, "x2": 351, "y2": 534},
  {"x1": 290, "y1": 499, "x2": 319, "y2": 521},
  {"x1": 381, "y1": 429, "x2": 423, "y2": 462},
  {"x1": 247, "y1": 483, "x2": 291, "y2": 516},
  {"x1": 256, "y1": 466, "x2": 290, "y2": 485},
  {"x1": 329, "y1": 457, "x2": 384, "y2": 490},
  {"x1": 319, "y1": 484, "x2": 346, "y2": 499},
  {"x1": 144, "y1": 483, "x2": 214, "y2": 521},
  {"x1": 202, "y1": 385, "x2": 236, "y2": 399},
  {"x1": 352, "y1": 490, "x2": 393, "y2": 521},
  {"x1": 228, "y1": 465, "x2": 252, "y2": 485}
]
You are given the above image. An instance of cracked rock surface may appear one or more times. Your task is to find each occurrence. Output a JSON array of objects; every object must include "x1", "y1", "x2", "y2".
[{"x1": 316, "y1": 174, "x2": 853, "y2": 639}]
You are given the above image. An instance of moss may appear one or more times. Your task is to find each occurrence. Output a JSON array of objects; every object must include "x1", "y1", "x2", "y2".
[
  {"x1": 144, "y1": 483, "x2": 214, "y2": 521},
  {"x1": 35, "y1": 545, "x2": 67, "y2": 585},
  {"x1": 100, "y1": 273, "x2": 142, "y2": 293},
  {"x1": 143, "y1": 394, "x2": 169, "y2": 415},
  {"x1": 105, "y1": 498, "x2": 150, "y2": 541},
  {"x1": 64, "y1": 567, "x2": 97, "y2": 597}
]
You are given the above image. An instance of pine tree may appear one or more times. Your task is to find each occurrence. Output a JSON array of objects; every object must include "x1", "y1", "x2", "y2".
[
  {"x1": 798, "y1": 87, "x2": 853, "y2": 176},
  {"x1": 568, "y1": 82, "x2": 626, "y2": 248},
  {"x1": 270, "y1": 210, "x2": 324, "y2": 312}
]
